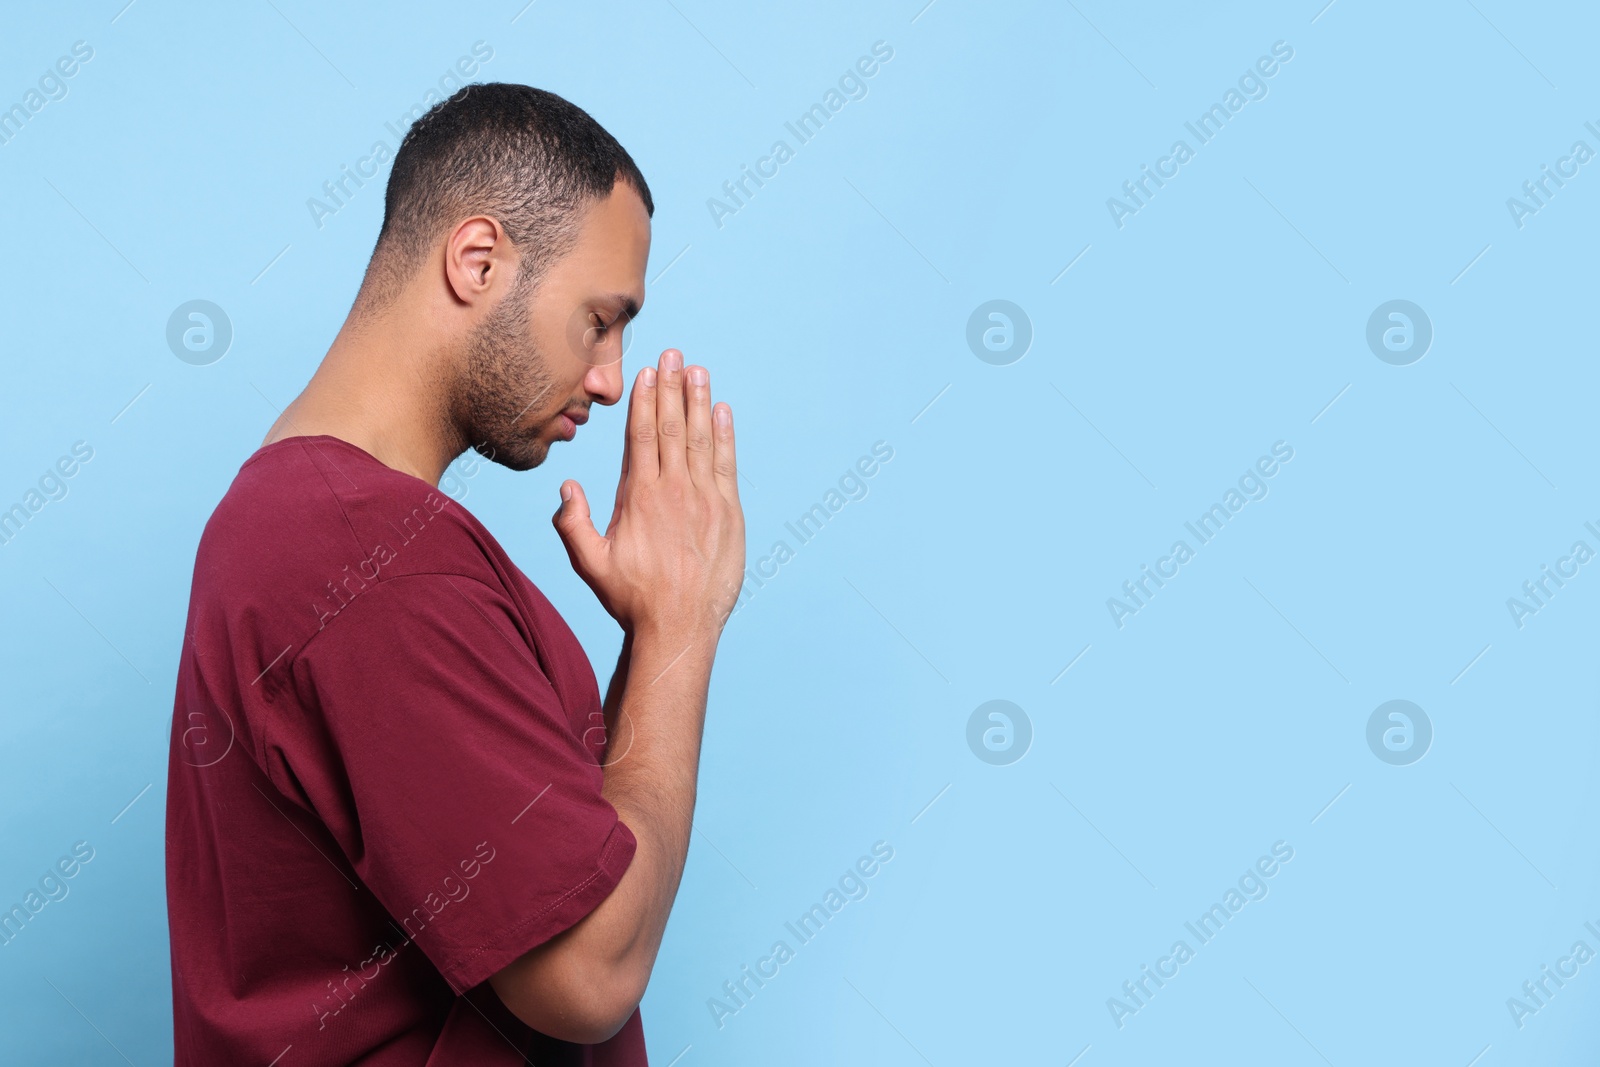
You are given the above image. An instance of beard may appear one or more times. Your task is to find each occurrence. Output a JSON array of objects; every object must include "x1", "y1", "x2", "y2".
[{"x1": 451, "y1": 276, "x2": 562, "y2": 472}]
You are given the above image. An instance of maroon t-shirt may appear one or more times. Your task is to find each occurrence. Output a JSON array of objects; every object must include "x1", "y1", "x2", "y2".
[{"x1": 165, "y1": 435, "x2": 645, "y2": 1065}]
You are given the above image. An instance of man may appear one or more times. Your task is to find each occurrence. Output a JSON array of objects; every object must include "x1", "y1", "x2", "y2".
[{"x1": 165, "y1": 83, "x2": 745, "y2": 1064}]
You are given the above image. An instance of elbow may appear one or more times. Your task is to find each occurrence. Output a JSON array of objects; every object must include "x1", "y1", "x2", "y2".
[
  {"x1": 552, "y1": 987, "x2": 640, "y2": 1046},
  {"x1": 584, "y1": 962, "x2": 651, "y2": 1042},
  {"x1": 570, "y1": 1000, "x2": 638, "y2": 1045},
  {"x1": 492, "y1": 961, "x2": 647, "y2": 1045}
]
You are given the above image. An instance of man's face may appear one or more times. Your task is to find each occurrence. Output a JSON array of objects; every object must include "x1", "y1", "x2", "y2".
[{"x1": 455, "y1": 181, "x2": 651, "y2": 471}]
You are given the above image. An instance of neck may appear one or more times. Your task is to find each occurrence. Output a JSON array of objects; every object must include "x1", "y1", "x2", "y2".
[{"x1": 262, "y1": 301, "x2": 466, "y2": 485}]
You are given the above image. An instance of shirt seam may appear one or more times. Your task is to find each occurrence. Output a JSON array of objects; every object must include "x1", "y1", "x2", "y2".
[
  {"x1": 259, "y1": 569, "x2": 535, "y2": 805},
  {"x1": 250, "y1": 439, "x2": 374, "y2": 781},
  {"x1": 289, "y1": 569, "x2": 516, "y2": 662}
]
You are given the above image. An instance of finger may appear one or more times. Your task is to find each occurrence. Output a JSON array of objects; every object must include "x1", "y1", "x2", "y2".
[
  {"x1": 607, "y1": 374, "x2": 637, "y2": 535},
  {"x1": 551, "y1": 480, "x2": 607, "y2": 579},
  {"x1": 712, "y1": 401, "x2": 740, "y2": 507},
  {"x1": 618, "y1": 368, "x2": 634, "y2": 480},
  {"x1": 655, "y1": 348, "x2": 687, "y2": 478},
  {"x1": 684, "y1": 365, "x2": 714, "y2": 488},
  {"x1": 627, "y1": 364, "x2": 659, "y2": 483}
]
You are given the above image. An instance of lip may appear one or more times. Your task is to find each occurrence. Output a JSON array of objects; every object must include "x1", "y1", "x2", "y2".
[{"x1": 557, "y1": 413, "x2": 579, "y2": 440}]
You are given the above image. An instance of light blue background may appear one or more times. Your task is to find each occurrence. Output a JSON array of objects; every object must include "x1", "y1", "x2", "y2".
[{"x1": 2, "y1": 0, "x2": 1597, "y2": 1063}]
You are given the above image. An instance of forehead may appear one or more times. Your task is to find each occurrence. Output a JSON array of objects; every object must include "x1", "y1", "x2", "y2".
[{"x1": 553, "y1": 183, "x2": 651, "y2": 289}]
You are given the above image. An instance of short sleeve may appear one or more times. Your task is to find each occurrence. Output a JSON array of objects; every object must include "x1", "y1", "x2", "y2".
[{"x1": 264, "y1": 572, "x2": 636, "y2": 995}]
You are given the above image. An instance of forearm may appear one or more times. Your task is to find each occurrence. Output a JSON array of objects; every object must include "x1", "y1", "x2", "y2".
[
  {"x1": 600, "y1": 630, "x2": 632, "y2": 739},
  {"x1": 593, "y1": 625, "x2": 715, "y2": 975},
  {"x1": 491, "y1": 625, "x2": 716, "y2": 1039},
  {"x1": 504, "y1": 349, "x2": 743, "y2": 1041}
]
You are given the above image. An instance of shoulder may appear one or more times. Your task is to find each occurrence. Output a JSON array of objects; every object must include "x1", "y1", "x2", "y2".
[
  {"x1": 189, "y1": 436, "x2": 529, "y2": 673},
  {"x1": 197, "y1": 436, "x2": 504, "y2": 591}
]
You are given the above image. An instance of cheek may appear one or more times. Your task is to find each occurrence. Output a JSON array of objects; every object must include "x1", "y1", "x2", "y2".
[{"x1": 560, "y1": 317, "x2": 590, "y2": 363}]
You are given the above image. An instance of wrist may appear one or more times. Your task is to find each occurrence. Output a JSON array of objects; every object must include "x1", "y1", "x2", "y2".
[{"x1": 625, "y1": 612, "x2": 724, "y2": 650}]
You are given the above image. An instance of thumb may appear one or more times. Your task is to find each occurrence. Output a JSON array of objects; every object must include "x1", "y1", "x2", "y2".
[{"x1": 552, "y1": 480, "x2": 606, "y2": 576}]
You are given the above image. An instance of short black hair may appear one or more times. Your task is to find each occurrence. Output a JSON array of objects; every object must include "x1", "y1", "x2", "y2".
[{"x1": 361, "y1": 82, "x2": 652, "y2": 309}]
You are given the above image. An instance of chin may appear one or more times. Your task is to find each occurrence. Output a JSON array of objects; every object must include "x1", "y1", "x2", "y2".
[
  {"x1": 494, "y1": 448, "x2": 547, "y2": 472},
  {"x1": 483, "y1": 435, "x2": 550, "y2": 472}
]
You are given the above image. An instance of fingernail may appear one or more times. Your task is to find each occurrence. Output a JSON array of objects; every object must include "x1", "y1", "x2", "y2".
[
  {"x1": 560, "y1": 482, "x2": 573, "y2": 501},
  {"x1": 688, "y1": 366, "x2": 707, "y2": 386},
  {"x1": 715, "y1": 404, "x2": 731, "y2": 427},
  {"x1": 642, "y1": 367, "x2": 656, "y2": 386},
  {"x1": 663, "y1": 350, "x2": 682, "y2": 371}
]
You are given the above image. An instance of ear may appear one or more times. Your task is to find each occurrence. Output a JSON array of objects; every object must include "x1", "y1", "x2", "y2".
[{"x1": 444, "y1": 215, "x2": 510, "y2": 306}]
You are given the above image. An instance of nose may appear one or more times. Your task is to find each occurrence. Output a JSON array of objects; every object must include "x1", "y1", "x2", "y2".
[{"x1": 584, "y1": 355, "x2": 625, "y2": 407}]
